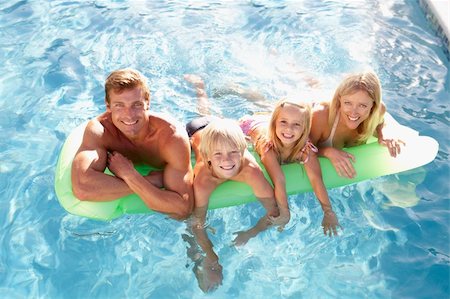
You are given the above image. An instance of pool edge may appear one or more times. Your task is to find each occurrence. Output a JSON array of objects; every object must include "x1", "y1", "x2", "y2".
[{"x1": 420, "y1": 0, "x2": 450, "y2": 54}]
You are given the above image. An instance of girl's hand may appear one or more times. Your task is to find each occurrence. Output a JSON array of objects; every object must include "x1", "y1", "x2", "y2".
[
  {"x1": 378, "y1": 138, "x2": 405, "y2": 157},
  {"x1": 322, "y1": 210, "x2": 342, "y2": 237},
  {"x1": 326, "y1": 148, "x2": 356, "y2": 179}
]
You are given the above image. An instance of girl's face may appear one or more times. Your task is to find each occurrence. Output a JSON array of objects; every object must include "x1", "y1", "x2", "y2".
[
  {"x1": 339, "y1": 89, "x2": 374, "y2": 130},
  {"x1": 208, "y1": 141, "x2": 242, "y2": 179},
  {"x1": 275, "y1": 104, "x2": 305, "y2": 147}
]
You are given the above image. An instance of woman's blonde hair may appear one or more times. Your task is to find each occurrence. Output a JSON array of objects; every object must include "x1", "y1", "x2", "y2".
[
  {"x1": 105, "y1": 68, "x2": 150, "y2": 104},
  {"x1": 256, "y1": 99, "x2": 312, "y2": 163},
  {"x1": 329, "y1": 71, "x2": 384, "y2": 144},
  {"x1": 199, "y1": 119, "x2": 247, "y2": 160}
]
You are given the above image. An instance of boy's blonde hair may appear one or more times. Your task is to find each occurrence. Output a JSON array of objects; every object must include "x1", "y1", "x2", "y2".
[
  {"x1": 256, "y1": 99, "x2": 312, "y2": 163},
  {"x1": 105, "y1": 68, "x2": 150, "y2": 104},
  {"x1": 199, "y1": 119, "x2": 247, "y2": 160},
  {"x1": 329, "y1": 71, "x2": 384, "y2": 144}
]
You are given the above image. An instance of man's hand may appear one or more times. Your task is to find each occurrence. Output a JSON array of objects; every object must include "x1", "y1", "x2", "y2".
[{"x1": 106, "y1": 151, "x2": 136, "y2": 179}]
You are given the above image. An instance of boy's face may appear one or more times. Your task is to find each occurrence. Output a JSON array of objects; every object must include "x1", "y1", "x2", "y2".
[{"x1": 208, "y1": 140, "x2": 242, "y2": 179}]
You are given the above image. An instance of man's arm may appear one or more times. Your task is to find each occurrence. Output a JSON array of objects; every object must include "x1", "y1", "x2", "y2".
[
  {"x1": 108, "y1": 133, "x2": 194, "y2": 219},
  {"x1": 71, "y1": 120, "x2": 134, "y2": 201}
]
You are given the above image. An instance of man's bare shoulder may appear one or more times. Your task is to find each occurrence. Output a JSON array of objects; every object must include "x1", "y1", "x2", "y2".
[
  {"x1": 86, "y1": 116, "x2": 106, "y2": 135},
  {"x1": 149, "y1": 113, "x2": 190, "y2": 167},
  {"x1": 80, "y1": 117, "x2": 107, "y2": 145},
  {"x1": 150, "y1": 112, "x2": 188, "y2": 142}
]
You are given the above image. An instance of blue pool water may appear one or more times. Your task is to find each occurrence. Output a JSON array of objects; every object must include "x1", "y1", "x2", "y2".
[{"x1": 0, "y1": 0, "x2": 449, "y2": 298}]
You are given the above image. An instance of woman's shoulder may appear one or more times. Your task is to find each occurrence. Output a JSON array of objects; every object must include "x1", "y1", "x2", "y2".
[
  {"x1": 312, "y1": 101, "x2": 330, "y2": 113},
  {"x1": 311, "y1": 102, "x2": 330, "y2": 123}
]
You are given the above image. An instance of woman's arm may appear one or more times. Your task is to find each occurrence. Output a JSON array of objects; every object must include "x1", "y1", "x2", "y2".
[
  {"x1": 310, "y1": 106, "x2": 356, "y2": 178},
  {"x1": 375, "y1": 107, "x2": 405, "y2": 157}
]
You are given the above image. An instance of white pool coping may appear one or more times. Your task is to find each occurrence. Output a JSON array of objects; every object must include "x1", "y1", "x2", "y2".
[{"x1": 421, "y1": 0, "x2": 450, "y2": 51}]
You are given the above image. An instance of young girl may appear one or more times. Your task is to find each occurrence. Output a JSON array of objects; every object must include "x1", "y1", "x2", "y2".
[
  {"x1": 310, "y1": 71, "x2": 404, "y2": 179},
  {"x1": 187, "y1": 117, "x2": 279, "y2": 292},
  {"x1": 239, "y1": 100, "x2": 341, "y2": 236},
  {"x1": 185, "y1": 74, "x2": 341, "y2": 237}
]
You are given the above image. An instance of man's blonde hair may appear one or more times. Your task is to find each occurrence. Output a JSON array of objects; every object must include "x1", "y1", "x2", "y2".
[
  {"x1": 199, "y1": 119, "x2": 247, "y2": 160},
  {"x1": 105, "y1": 68, "x2": 150, "y2": 104},
  {"x1": 329, "y1": 71, "x2": 384, "y2": 144}
]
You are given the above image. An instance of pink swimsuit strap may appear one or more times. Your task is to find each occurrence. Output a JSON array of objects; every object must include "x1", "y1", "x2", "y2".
[{"x1": 297, "y1": 139, "x2": 318, "y2": 164}]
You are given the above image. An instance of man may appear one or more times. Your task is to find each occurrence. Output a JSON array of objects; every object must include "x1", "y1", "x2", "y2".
[{"x1": 71, "y1": 68, "x2": 193, "y2": 219}]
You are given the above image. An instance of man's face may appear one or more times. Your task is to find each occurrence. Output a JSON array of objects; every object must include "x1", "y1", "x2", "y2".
[{"x1": 107, "y1": 86, "x2": 149, "y2": 139}]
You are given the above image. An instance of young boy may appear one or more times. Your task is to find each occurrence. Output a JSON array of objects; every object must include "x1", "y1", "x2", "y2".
[{"x1": 187, "y1": 117, "x2": 279, "y2": 292}]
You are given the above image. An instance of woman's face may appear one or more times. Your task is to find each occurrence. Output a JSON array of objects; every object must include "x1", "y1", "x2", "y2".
[
  {"x1": 208, "y1": 140, "x2": 242, "y2": 179},
  {"x1": 339, "y1": 89, "x2": 374, "y2": 130}
]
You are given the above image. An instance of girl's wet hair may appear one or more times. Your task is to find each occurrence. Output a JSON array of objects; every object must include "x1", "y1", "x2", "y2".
[
  {"x1": 104, "y1": 68, "x2": 150, "y2": 104},
  {"x1": 257, "y1": 99, "x2": 312, "y2": 163},
  {"x1": 199, "y1": 118, "x2": 247, "y2": 159},
  {"x1": 329, "y1": 71, "x2": 384, "y2": 144}
]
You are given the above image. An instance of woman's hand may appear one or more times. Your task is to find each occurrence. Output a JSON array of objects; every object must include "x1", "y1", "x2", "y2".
[
  {"x1": 325, "y1": 147, "x2": 356, "y2": 179},
  {"x1": 378, "y1": 138, "x2": 405, "y2": 157}
]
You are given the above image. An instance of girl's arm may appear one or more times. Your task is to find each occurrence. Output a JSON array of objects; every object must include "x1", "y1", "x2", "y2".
[
  {"x1": 303, "y1": 152, "x2": 342, "y2": 237},
  {"x1": 260, "y1": 150, "x2": 291, "y2": 230}
]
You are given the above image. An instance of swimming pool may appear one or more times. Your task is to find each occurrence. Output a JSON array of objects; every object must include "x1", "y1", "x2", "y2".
[{"x1": 0, "y1": 0, "x2": 448, "y2": 298}]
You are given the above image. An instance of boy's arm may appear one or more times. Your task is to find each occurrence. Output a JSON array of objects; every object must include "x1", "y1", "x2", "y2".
[{"x1": 191, "y1": 173, "x2": 220, "y2": 262}]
